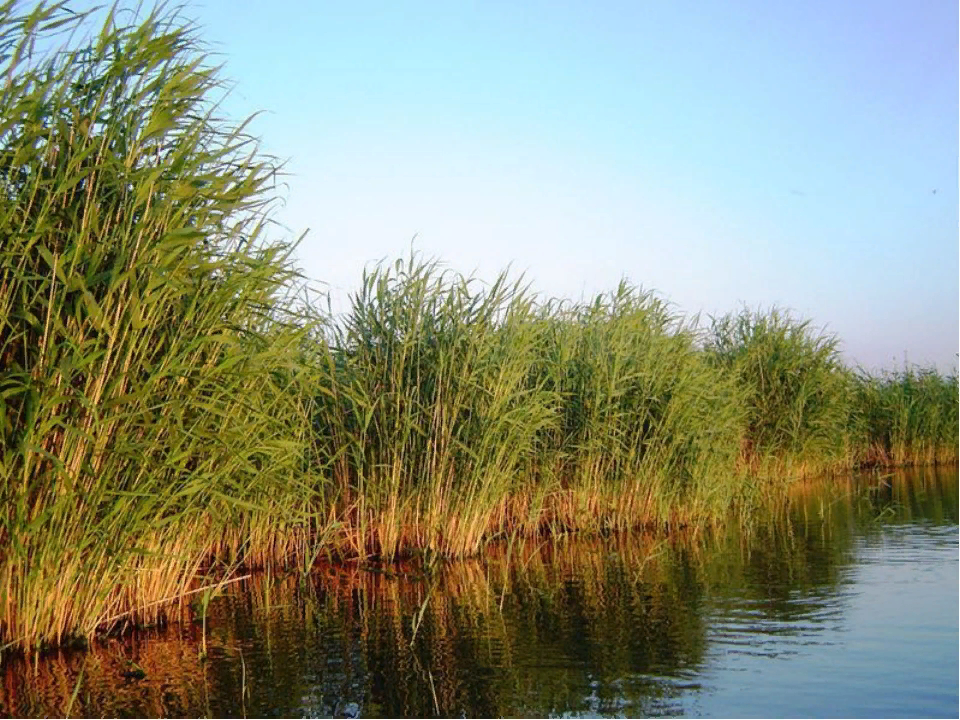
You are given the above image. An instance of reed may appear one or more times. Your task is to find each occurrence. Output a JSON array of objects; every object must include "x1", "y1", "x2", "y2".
[
  {"x1": 852, "y1": 366, "x2": 959, "y2": 467},
  {"x1": 0, "y1": 1, "x2": 956, "y2": 654},
  {"x1": 311, "y1": 253, "x2": 560, "y2": 557},
  {"x1": 308, "y1": 260, "x2": 749, "y2": 558},
  {"x1": 0, "y1": 1, "x2": 322, "y2": 650},
  {"x1": 705, "y1": 306, "x2": 857, "y2": 477},
  {"x1": 529, "y1": 284, "x2": 746, "y2": 531}
]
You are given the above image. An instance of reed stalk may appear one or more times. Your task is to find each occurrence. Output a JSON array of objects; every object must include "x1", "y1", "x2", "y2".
[{"x1": 0, "y1": 0, "x2": 323, "y2": 650}]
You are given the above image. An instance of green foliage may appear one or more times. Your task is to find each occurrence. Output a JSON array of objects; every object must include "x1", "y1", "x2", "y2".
[
  {"x1": 308, "y1": 263, "x2": 748, "y2": 553},
  {"x1": 0, "y1": 0, "x2": 955, "y2": 655},
  {"x1": 0, "y1": 1, "x2": 320, "y2": 649},
  {"x1": 531, "y1": 284, "x2": 745, "y2": 528},
  {"x1": 705, "y1": 307, "x2": 855, "y2": 473},
  {"x1": 853, "y1": 366, "x2": 959, "y2": 466},
  {"x1": 312, "y1": 253, "x2": 557, "y2": 556}
]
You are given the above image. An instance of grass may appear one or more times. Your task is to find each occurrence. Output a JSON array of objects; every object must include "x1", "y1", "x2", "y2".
[
  {"x1": 704, "y1": 306, "x2": 858, "y2": 478},
  {"x1": 0, "y1": 1, "x2": 956, "y2": 652},
  {"x1": 527, "y1": 283, "x2": 745, "y2": 532},
  {"x1": 853, "y1": 366, "x2": 959, "y2": 467},
  {"x1": 310, "y1": 255, "x2": 558, "y2": 558},
  {"x1": 0, "y1": 1, "x2": 324, "y2": 651},
  {"x1": 308, "y1": 260, "x2": 749, "y2": 559}
]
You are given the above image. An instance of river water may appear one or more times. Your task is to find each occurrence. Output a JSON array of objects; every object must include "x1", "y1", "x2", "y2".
[{"x1": 2, "y1": 468, "x2": 957, "y2": 718}]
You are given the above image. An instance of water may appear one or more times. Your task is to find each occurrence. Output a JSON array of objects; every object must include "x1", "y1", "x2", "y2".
[{"x1": 2, "y1": 469, "x2": 957, "y2": 718}]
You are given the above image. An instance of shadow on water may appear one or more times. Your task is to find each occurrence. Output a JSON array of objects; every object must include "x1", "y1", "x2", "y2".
[{"x1": 1, "y1": 467, "x2": 957, "y2": 718}]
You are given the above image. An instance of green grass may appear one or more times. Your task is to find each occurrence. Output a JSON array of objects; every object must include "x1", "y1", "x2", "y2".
[
  {"x1": 310, "y1": 253, "x2": 558, "y2": 558},
  {"x1": 704, "y1": 306, "x2": 858, "y2": 477},
  {"x1": 309, "y1": 262, "x2": 746, "y2": 557},
  {"x1": 528, "y1": 284, "x2": 745, "y2": 532},
  {"x1": 852, "y1": 366, "x2": 959, "y2": 467},
  {"x1": 0, "y1": 1, "x2": 324, "y2": 651},
  {"x1": 0, "y1": 1, "x2": 956, "y2": 653}
]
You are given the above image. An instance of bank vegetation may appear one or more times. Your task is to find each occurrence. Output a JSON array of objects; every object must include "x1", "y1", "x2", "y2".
[{"x1": 1, "y1": 2, "x2": 956, "y2": 651}]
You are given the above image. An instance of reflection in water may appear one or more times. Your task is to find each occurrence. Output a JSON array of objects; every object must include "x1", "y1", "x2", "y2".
[{"x1": 1, "y1": 468, "x2": 957, "y2": 718}]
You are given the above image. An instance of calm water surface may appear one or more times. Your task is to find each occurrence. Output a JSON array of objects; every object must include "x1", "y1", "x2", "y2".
[{"x1": 2, "y1": 469, "x2": 957, "y2": 718}]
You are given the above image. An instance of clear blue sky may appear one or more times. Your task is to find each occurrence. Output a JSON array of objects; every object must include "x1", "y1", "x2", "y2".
[{"x1": 110, "y1": 1, "x2": 960, "y2": 370}]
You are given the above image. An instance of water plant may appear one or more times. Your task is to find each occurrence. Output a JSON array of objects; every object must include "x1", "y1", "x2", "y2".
[
  {"x1": 528, "y1": 284, "x2": 746, "y2": 531},
  {"x1": 853, "y1": 366, "x2": 959, "y2": 467},
  {"x1": 310, "y1": 253, "x2": 559, "y2": 558},
  {"x1": 0, "y1": 0, "x2": 321, "y2": 650},
  {"x1": 705, "y1": 306, "x2": 856, "y2": 477},
  {"x1": 0, "y1": 0, "x2": 956, "y2": 655},
  {"x1": 308, "y1": 258, "x2": 749, "y2": 557}
]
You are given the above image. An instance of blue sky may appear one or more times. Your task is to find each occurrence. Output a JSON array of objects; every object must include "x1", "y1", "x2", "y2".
[{"x1": 111, "y1": 1, "x2": 960, "y2": 370}]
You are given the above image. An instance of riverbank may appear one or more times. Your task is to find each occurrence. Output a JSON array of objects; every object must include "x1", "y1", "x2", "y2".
[
  {"x1": 1, "y1": 4, "x2": 956, "y2": 653},
  {"x1": 1, "y1": 469, "x2": 956, "y2": 718}
]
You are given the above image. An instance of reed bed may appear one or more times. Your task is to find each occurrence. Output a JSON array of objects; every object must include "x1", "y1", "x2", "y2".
[
  {"x1": 0, "y1": 2, "x2": 956, "y2": 652},
  {"x1": 0, "y1": 2, "x2": 325, "y2": 650},
  {"x1": 0, "y1": 469, "x2": 955, "y2": 717},
  {"x1": 853, "y1": 366, "x2": 959, "y2": 467},
  {"x1": 310, "y1": 262, "x2": 746, "y2": 558},
  {"x1": 705, "y1": 306, "x2": 858, "y2": 477},
  {"x1": 527, "y1": 285, "x2": 746, "y2": 533},
  {"x1": 310, "y1": 256, "x2": 559, "y2": 558}
]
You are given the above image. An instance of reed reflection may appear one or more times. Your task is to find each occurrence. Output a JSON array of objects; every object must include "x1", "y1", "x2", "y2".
[{"x1": 0, "y1": 468, "x2": 954, "y2": 718}]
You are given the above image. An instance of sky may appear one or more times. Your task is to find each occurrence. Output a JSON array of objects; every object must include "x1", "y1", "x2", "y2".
[{"x1": 83, "y1": 0, "x2": 960, "y2": 371}]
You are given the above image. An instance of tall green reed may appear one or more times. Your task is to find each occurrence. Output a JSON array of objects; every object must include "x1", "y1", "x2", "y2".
[
  {"x1": 531, "y1": 284, "x2": 745, "y2": 530},
  {"x1": 705, "y1": 306, "x2": 855, "y2": 476},
  {"x1": 0, "y1": 1, "x2": 321, "y2": 650},
  {"x1": 310, "y1": 262, "x2": 749, "y2": 557},
  {"x1": 312, "y1": 253, "x2": 558, "y2": 558},
  {"x1": 853, "y1": 366, "x2": 959, "y2": 466}
]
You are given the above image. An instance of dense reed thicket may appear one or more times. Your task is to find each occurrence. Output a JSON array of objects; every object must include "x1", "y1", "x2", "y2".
[
  {"x1": 0, "y1": 2, "x2": 325, "y2": 650},
  {"x1": 526, "y1": 286, "x2": 745, "y2": 532},
  {"x1": 311, "y1": 262, "x2": 745, "y2": 558},
  {"x1": 705, "y1": 307, "x2": 857, "y2": 476},
  {"x1": 0, "y1": 3, "x2": 956, "y2": 652},
  {"x1": 312, "y1": 259, "x2": 557, "y2": 557},
  {"x1": 853, "y1": 367, "x2": 959, "y2": 467}
]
